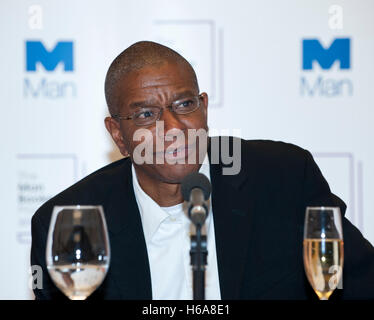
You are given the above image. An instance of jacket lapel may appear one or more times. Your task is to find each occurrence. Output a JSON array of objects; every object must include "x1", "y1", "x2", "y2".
[
  {"x1": 208, "y1": 137, "x2": 257, "y2": 299},
  {"x1": 103, "y1": 159, "x2": 152, "y2": 299}
]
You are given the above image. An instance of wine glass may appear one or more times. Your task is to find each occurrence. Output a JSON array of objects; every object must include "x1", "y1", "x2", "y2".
[
  {"x1": 46, "y1": 205, "x2": 110, "y2": 300},
  {"x1": 303, "y1": 206, "x2": 344, "y2": 300}
]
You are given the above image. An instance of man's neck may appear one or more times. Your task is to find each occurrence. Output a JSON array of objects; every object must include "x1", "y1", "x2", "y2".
[{"x1": 133, "y1": 167, "x2": 184, "y2": 207}]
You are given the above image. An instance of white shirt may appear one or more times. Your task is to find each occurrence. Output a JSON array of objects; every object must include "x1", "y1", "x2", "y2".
[{"x1": 131, "y1": 157, "x2": 221, "y2": 300}]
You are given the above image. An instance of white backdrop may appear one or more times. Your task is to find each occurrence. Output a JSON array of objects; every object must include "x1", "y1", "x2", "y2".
[{"x1": 0, "y1": 0, "x2": 373, "y2": 299}]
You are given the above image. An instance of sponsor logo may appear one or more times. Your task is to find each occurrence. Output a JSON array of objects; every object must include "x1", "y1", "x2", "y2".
[
  {"x1": 300, "y1": 38, "x2": 352, "y2": 97},
  {"x1": 302, "y1": 38, "x2": 350, "y2": 70},
  {"x1": 24, "y1": 40, "x2": 76, "y2": 99},
  {"x1": 26, "y1": 41, "x2": 74, "y2": 72}
]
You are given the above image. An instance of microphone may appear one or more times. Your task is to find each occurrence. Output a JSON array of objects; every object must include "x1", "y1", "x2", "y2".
[
  {"x1": 181, "y1": 172, "x2": 211, "y2": 300},
  {"x1": 181, "y1": 172, "x2": 211, "y2": 226}
]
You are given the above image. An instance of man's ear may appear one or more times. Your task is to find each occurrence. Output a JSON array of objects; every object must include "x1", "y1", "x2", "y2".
[
  {"x1": 200, "y1": 92, "x2": 208, "y2": 121},
  {"x1": 104, "y1": 117, "x2": 130, "y2": 157}
]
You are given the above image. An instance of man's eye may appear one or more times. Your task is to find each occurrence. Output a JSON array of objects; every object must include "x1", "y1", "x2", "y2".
[
  {"x1": 178, "y1": 100, "x2": 195, "y2": 108},
  {"x1": 136, "y1": 109, "x2": 155, "y2": 119}
]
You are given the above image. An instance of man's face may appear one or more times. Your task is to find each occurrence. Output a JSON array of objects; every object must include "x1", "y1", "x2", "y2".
[{"x1": 105, "y1": 61, "x2": 208, "y2": 184}]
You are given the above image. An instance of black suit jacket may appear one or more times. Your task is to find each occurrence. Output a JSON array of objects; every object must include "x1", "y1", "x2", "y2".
[{"x1": 31, "y1": 137, "x2": 374, "y2": 300}]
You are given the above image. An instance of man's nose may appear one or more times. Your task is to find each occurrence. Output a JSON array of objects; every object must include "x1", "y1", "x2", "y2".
[{"x1": 158, "y1": 108, "x2": 187, "y2": 139}]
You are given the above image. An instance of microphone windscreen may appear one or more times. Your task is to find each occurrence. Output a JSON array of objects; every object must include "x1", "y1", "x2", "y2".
[{"x1": 181, "y1": 172, "x2": 211, "y2": 201}]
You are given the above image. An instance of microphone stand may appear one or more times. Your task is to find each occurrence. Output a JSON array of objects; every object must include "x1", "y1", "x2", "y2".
[{"x1": 190, "y1": 223, "x2": 207, "y2": 300}]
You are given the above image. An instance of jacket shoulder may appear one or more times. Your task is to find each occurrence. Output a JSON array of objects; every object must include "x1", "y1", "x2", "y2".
[
  {"x1": 32, "y1": 157, "x2": 130, "y2": 228},
  {"x1": 242, "y1": 138, "x2": 310, "y2": 161},
  {"x1": 236, "y1": 138, "x2": 312, "y2": 183}
]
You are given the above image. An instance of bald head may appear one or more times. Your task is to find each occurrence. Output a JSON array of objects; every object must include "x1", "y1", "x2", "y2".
[{"x1": 104, "y1": 41, "x2": 199, "y2": 116}]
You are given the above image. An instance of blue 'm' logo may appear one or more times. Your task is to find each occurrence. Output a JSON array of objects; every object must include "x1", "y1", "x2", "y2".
[
  {"x1": 26, "y1": 41, "x2": 74, "y2": 72},
  {"x1": 302, "y1": 38, "x2": 350, "y2": 70}
]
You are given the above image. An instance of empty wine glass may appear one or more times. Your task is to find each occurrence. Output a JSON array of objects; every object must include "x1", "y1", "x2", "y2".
[{"x1": 46, "y1": 205, "x2": 110, "y2": 300}]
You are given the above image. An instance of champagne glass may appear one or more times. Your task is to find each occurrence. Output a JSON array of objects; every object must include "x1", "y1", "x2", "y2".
[
  {"x1": 303, "y1": 207, "x2": 344, "y2": 300},
  {"x1": 46, "y1": 205, "x2": 110, "y2": 300}
]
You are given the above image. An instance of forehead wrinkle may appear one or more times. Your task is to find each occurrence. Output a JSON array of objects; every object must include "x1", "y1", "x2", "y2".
[
  {"x1": 116, "y1": 69, "x2": 198, "y2": 114},
  {"x1": 139, "y1": 72, "x2": 194, "y2": 88},
  {"x1": 128, "y1": 89, "x2": 197, "y2": 107},
  {"x1": 118, "y1": 62, "x2": 197, "y2": 101}
]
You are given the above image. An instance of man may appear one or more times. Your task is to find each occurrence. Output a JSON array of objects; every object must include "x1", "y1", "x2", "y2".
[{"x1": 31, "y1": 41, "x2": 374, "y2": 300}]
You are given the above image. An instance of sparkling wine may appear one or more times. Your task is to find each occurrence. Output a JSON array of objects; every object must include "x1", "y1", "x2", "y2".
[
  {"x1": 48, "y1": 264, "x2": 108, "y2": 300},
  {"x1": 303, "y1": 239, "x2": 344, "y2": 300}
]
